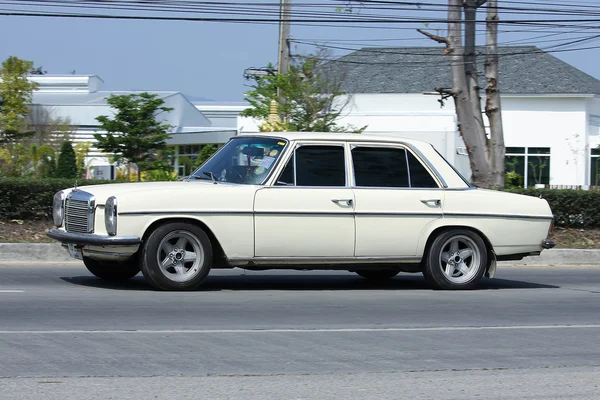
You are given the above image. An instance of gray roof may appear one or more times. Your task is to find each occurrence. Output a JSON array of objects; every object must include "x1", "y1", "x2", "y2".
[{"x1": 328, "y1": 46, "x2": 600, "y2": 95}]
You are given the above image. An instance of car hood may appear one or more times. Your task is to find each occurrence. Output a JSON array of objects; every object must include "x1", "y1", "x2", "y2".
[{"x1": 65, "y1": 181, "x2": 258, "y2": 212}]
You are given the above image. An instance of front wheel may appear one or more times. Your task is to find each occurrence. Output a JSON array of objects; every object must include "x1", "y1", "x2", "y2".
[
  {"x1": 140, "y1": 222, "x2": 213, "y2": 291},
  {"x1": 83, "y1": 257, "x2": 140, "y2": 281},
  {"x1": 423, "y1": 229, "x2": 487, "y2": 290}
]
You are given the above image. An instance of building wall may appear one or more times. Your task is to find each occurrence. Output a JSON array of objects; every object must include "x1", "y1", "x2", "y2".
[{"x1": 501, "y1": 96, "x2": 589, "y2": 186}]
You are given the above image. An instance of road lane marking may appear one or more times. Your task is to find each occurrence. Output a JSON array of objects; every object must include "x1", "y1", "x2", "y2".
[
  {"x1": 1, "y1": 324, "x2": 600, "y2": 334},
  {"x1": 0, "y1": 290, "x2": 24, "y2": 293}
]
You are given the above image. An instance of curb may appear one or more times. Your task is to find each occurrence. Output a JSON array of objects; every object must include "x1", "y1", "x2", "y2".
[
  {"x1": 0, "y1": 243, "x2": 78, "y2": 264},
  {"x1": 0, "y1": 243, "x2": 599, "y2": 267}
]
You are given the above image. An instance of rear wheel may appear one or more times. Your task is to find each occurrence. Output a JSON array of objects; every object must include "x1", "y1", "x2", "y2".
[
  {"x1": 355, "y1": 269, "x2": 399, "y2": 280},
  {"x1": 423, "y1": 229, "x2": 487, "y2": 290},
  {"x1": 83, "y1": 257, "x2": 140, "y2": 281},
  {"x1": 140, "y1": 222, "x2": 213, "y2": 291}
]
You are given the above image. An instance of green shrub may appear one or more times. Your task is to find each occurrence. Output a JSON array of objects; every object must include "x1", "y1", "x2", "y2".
[
  {"x1": 503, "y1": 188, "x2": 600, "y2": 228},
  {"x1": 0, "y1": 178, "x2": 123, "y2": 220}
]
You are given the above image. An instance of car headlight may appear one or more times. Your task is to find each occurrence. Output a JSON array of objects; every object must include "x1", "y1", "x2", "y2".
[
  {"x1": 105, "y1": 196, "x2": 118, "y2": 236},
  {"x1": 53, "y1": 191, "x2": 66, "y2": 227}
]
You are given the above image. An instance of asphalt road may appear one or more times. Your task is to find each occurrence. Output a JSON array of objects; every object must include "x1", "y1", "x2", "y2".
[{"x1": 1, "y1": 265, "x2": 599, "y2": 399}]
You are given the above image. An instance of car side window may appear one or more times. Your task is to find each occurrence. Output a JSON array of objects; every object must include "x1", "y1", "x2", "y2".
[
  {"x1": 276, "y1": 145, "x2": 346, "y2": 187},
  {"x1": 276, "y1": 154, "x2": 295, "y2": 185},
  {"x1": 407, "y1": 151, "x2": 439, "y2": 188},
  {"x1": 352, "y1": 147, "x2": 409, "y2": 187},
  {"x1": 352, "y1": 146, "x2": 439, "y2": 188}
]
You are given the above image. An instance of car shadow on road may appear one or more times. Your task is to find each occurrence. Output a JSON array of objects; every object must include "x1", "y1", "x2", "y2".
[{"x1": 60, "y1": 273, "x2": 560, "y2": 292}]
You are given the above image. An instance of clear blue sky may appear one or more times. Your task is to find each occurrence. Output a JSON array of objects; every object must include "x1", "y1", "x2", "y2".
[{"x1": 1, "y1": 0, "x2": 599, "y2": 101}]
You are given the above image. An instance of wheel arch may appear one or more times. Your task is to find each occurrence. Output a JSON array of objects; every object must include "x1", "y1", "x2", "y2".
[{"x1": 141, "y1": 217, "x2": 227, "y2": 266}]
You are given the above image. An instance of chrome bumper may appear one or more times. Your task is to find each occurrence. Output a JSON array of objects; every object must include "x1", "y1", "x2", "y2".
[
  {"x1": 47, "y1": 228, "x2": 142, "y2": 246},
  {"x1": 48, "y1": 228, "x2": 142, "y2": 261}
]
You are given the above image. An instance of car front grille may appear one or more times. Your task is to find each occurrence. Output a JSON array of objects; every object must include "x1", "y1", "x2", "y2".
[{"x1": 65, "y1": 190, "x2": 95, "y2": 234}]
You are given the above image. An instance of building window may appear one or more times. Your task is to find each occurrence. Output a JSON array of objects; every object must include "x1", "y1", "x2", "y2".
[
  {"x1": 591, "y1": 149, "x2": 600, "y2": 187},
  {"x1": 505, "y1": 147, "x2": 550, "y2": 188}
]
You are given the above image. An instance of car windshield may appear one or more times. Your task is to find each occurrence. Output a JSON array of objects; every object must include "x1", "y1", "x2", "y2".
[{"x1": 189, "y1": 137, "x2": 288, "y2": 185}]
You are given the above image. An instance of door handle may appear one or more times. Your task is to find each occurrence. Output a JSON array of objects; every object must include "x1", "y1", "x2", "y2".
[
  {"x1": 421, "y1": 199, "x2": 441, "y2": 207},
  {"x1": 332, "y1": 198, "x2": 353, "y2": 206}
]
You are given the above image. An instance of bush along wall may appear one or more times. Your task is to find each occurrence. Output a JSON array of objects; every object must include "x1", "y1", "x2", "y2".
[
  {"x1": 0, "y1": 178, "x2": 124, "y2": 221},
  {"x1": 504, "y1": 188, "x2": 600, "y2": 228}
]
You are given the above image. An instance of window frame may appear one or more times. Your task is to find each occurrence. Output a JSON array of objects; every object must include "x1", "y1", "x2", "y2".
[
  {"x1": 505, "y1": 146, "x2": 551, "y2": 188},
  {"x1": 271, "y1": 142, "x2": 349, "y2": 188},
  {"x1": 590, "y1": 148, "x2": 600, "y2": 186},
  {"x1": 349, "y1": 143, "x2": 441, "y2": 190}
]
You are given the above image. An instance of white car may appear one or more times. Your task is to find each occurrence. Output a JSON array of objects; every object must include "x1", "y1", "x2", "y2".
[{"x1": 47, "y1": 132, "x2": 555, "y2": 290}]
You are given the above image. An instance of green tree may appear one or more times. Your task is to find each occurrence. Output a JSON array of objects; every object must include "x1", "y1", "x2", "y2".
[
  {"x1": 94, "y1": 93, "x2": 173, "y2": 182},
  {"x1": 56, "y1": 141, "x2": 77, "y2": 179},
  {"x1": 241, "y1": 52, "x2": 364, "y2": 133},
  {"x1": 0, "y1": 56, "x2": 38, "y2": 144}
]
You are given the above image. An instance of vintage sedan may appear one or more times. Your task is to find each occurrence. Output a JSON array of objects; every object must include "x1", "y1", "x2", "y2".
[{"x1": 47, "y1": 132, "x2": 555, "y2": 290}]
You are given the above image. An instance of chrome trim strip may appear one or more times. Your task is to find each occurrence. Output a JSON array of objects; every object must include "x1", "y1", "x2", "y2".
[
  {"x1": 120, "y1": 210, "x2": 550, "y2": 220},
  {"x1": 119, "y1": 210, "x2": 442, "y2": 217},
  {"x1": 256, "y1": 211, "x2": 354, "y2": 216},
  {"x1": 228, "y1": 256, "x2": 422, "y2": 265},
  {"x1": 356, "y1": 212, "x2": 442, "y2": 217},
  {"x1": 444, "y1": 212, "x2": 553, "y2": 220},
  {"x1": 119, "y1": 211, "x2": 253, "y2": 216},
  {"x1": 47, "y1": 228, "x2": 142, "y2": 246}
]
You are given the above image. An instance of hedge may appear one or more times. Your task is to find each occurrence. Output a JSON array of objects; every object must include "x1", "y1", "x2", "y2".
[
  {"x1": 503, "y1": 188, "x2": 600, "y2": 228},
  {"x1": 1, "y1": 178, "x2": 599, "y2": 227},
  {"x1": 0, "y1": 178, "x2": 124, "y2": 221}
]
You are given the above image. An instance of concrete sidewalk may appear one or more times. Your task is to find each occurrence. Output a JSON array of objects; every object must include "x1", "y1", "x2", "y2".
[{"x1": 1, "y1": 243, "x2": 599, "y2": 266}]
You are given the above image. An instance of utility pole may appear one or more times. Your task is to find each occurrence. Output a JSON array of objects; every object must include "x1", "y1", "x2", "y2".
[{"x1": 277, "y1": 0, "x2": 291, "y2": 119}]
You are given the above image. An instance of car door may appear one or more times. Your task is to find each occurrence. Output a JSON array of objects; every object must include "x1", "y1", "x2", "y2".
[
  {"x1": 254, "y1": 143, "x2": 355, "y2": 258},
  {"x1": 350, "y1": 144, "x2": 444, "y2": 257}
]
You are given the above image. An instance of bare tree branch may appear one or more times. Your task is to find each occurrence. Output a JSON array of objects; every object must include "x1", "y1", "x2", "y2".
[{"x1": 417, "y1": 29, "x2": 449, "y2": 46}]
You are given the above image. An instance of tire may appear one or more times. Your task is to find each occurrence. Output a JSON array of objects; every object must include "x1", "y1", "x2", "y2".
[
  {"x1": 423, "y1": 229, "x2": 487, "y2": 290},
  {"x1": 83, "y1": 257, "x2": 140, "y2": 282},
  {"x1": 140, "y1": 222, "x2": 213, "y2": 291},
  {"x1": 355, "y1": 269, "x2": 399, "y2": 280}
]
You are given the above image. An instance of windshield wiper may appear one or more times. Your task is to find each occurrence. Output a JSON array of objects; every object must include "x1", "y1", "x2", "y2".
[
  {"x1": 186, "y1": 173, "x2": 216, "y2": 184},
  {"x1": 202, "y1": 171, "x2": 218, "y2": 184}
]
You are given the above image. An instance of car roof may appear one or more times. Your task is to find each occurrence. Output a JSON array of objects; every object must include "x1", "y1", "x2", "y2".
[{"x1": 236, "y1": 131, "x2": 431, "y2": 147}]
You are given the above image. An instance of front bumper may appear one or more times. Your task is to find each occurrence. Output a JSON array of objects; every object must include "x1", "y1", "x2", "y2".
[
  {"x1": 47, "y1": 228, "x2": 142, "y2": 262},
  {"x1": 47, "y1": 228, "x2": 142, "y2": 246}
]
